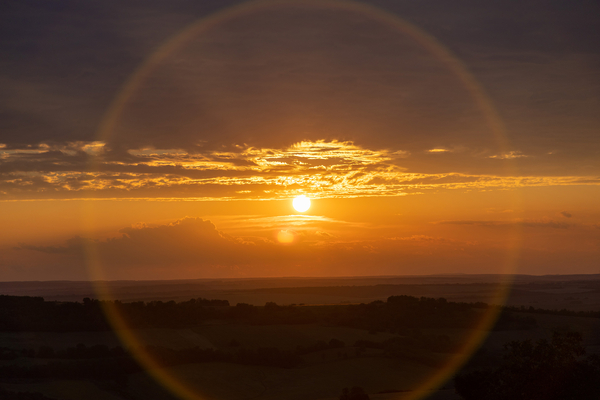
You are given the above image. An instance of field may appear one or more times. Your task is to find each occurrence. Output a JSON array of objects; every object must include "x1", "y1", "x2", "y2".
[
  {"x1": 193, "y1": 323, "x2": 397, "y2": 351},
  {"x1": 1, "y1": 275, "x2": 600, "y2": 400},
  {"x1": 128, "y1": 358, "x2": 444, "y2": 400},
  {"x1": 0, "y1": 321, "x2": 458, "y2": 400},
  {"x1": 0, "y1": 328, "x2": 214, "y2": 352}
]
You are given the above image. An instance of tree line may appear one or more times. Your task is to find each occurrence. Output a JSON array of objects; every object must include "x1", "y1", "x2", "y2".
[
  {"x1": 0, "y1": 293, "x2": 566, "y2": 333},
  {"x1": 455, "y1": 331, "x2": 600, "y2": 400}
]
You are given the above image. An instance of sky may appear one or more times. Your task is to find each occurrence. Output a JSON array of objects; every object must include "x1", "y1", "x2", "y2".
[{"x1": 1, "y1": 0, "x2": 599, "y2": 280}]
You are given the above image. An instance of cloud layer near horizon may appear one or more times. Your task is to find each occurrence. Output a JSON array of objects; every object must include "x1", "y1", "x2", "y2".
[
  {"x1": 8, "y1": 216, "x2": 598, "y2": 280},
  {"x1": 12, "y1": 217, "x2": 484, "y2": 278}
]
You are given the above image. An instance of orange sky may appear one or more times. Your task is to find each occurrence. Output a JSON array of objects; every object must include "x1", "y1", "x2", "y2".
[
  {"x1": 1, "y1": 1, "x2": 599, "y2": 280},
  {"x1": 2, "y1": 184, "x2": 599, "y2": 280}
]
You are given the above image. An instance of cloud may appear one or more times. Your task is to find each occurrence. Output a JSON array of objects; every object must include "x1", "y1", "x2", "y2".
[
  {"x1": 2, "y1": 139, "x2": 600, "y2": 201},
  {"x1": 560, "y1": 211, "x2": 572, "y2": 218},
  {"x1": 17, "y1": 236, "x2": 91, "y2": 255},
  {"x1": 436, "y1": 219, "x2": 571, "y2": 229},
  {"x1": 15, "y1": 217, "x2": 496, "y2": 279},
  {"x1": 11, "y1": 214, "x2": 600, "y2": 280},
  {"x1": 521, "y1": 220, "x2": 570, "y2": 229},
  {"x1": 488, "y1": 151, "x2": 527, "y2": 159},
  {"x1": 18, "y1": 217, "x2": 295, "y2": 260},
  {"x1": 1, "y1": 1, "x2": 599, "y2": 201}
]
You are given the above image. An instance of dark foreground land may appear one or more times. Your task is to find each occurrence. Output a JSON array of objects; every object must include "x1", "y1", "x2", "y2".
[{"x1": 0, "y1": 275, "x2": 599, "y2": 400}]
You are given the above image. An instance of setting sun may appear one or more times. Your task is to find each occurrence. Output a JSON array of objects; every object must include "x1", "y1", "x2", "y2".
[{"x1": 292, "y1": 195, "x2": 311, "y2": 212}]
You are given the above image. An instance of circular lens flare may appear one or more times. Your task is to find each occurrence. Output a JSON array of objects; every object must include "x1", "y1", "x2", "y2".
[
  {"x1": 277, "y1": 229, "x2": 296, "y2": 243},
  {"x1": 292, "y1": 195, "x2": 311, "y2": 212},
  {"x1": 88, "y1": 1, "x2": 521, "y2": 399}
]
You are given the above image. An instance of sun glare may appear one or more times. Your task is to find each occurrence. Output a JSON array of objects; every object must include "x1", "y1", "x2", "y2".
[{"x1": 292, "y1": 195, "x2": 311, "y2": 212}]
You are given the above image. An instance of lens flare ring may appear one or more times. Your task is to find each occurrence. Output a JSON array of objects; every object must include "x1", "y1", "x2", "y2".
[{"x1": 87, "y1": 1, "x2": 522, "y2": 399}]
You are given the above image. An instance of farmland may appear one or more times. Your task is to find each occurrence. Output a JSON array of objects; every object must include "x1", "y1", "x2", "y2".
[{"x1": 1, "y1": 275, "x2": 600, "y2": 399}]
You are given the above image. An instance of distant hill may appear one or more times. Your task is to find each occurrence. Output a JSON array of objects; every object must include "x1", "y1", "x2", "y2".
[{"x1": 1, "y1": 274, "x2": 600, "y2": 311}]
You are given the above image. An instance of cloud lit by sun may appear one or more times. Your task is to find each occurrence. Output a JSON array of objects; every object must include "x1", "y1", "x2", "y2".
[{"x1": 2, "y1": 139, "x2": 596, "y2": 202}]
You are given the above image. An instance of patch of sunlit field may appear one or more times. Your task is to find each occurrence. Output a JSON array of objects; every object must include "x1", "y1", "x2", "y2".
[
  {"x1": 129, "y1": 358, "x2": 439, "y2": 400},
  {"x1": 0, "y1": 380, "x2": 123, "y2": 400},
  {"x1": 193, "y1": 323, "x2": 397, "y2": 351},
  {"x1": 199, "y1": 293, "x2": 391, "y2": 307}
]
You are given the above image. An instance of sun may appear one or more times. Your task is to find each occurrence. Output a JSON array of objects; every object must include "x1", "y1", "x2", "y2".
[{"x1": 292, "y1": 195, "x2": 311, "y2": 212}]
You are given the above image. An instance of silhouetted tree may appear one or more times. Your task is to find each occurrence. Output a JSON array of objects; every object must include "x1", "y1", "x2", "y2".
[
  {"x1": 455, "y1": 331, "x2": 600, "y2": 400},
  {"x1": 0, "y1": 388, "x2": 57, "y2": 400},
  {"x1": 339, "y1": 386, "x2": 370, "y2": 400}
]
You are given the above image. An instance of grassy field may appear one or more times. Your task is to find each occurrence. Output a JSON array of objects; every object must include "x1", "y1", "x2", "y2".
[
  {"x1": 0, "y1": 380, "x2": 125, "y2": 400},
  {"x1": 0, "y1": 322, "x2": 463, "y2": 399},
  {"x1": 1, "y1": 283, "x2": 599, "y2": 400},
  {"x1": 2, "y1": 314, "x2": 597, "y2": 399},
  {"x1": 477, "y1": 311, "x2": 600, "y2": 355},
  {"x1": 0, "y1": 328, "x2": 214, "y2": 351},
  {"x1": 193, "y1": 323, "x2": 397, "y2": 351},
  {"x1": 129, "y1": 357, "x2": 442, "y2": 400}
]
